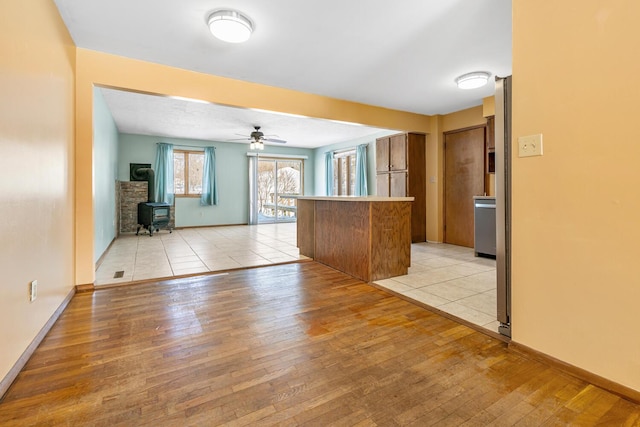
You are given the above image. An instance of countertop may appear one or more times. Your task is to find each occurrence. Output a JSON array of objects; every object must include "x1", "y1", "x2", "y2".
[{"x1": 296, "y1": 196, "x2": 414, "y2": 202}]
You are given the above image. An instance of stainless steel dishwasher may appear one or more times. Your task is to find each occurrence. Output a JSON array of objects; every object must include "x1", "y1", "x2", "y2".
[{"x1": 473, "y1": 196, "x2": 496, "y2": 257}]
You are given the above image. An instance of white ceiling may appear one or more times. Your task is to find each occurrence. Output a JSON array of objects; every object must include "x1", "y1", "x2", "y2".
[
  {"x1": 99, "y1": 88, "x2": 400, "y2": 148},
  {"x1": 55, "y1": 0, "x2": 512, "y2": 148}
]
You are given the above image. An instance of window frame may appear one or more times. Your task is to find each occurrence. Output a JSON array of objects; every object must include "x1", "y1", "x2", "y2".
[{"x1": 173, "y1": 149, "x2": 204, "y2": 198}]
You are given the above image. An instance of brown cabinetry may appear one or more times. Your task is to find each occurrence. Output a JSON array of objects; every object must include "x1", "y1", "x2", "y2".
[
  {"x1": 486, "y1": 116, "x2": 495, "y2": 174},
  {"x1": 297, "y1": 197, "x2": 412, "y2": 282},
  {"x1": 376, "y1": 132, "x2": 426, "y2": 242}
]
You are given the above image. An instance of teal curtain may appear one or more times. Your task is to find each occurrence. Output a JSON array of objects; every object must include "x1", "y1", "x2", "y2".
[
  {"x1": 354, "y1": 144, "x2": 368, "y2": 196},
  {"x1": 154, "y1": 143, "x2": 174, "y2": 204},
  {"x1": 324, "y1": 151, "x2": 334, "y2": 196},
  {"x1": 200, "y1": 146, "x2": 219, "y2": 206}
]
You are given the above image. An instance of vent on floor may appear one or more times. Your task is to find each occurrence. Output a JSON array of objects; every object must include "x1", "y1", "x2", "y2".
[{"x1": 113, "y1": 271, "x2": 125, "y2": 278}]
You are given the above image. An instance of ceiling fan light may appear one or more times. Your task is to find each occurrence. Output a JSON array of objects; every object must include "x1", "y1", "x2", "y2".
[
  {"x1": 455, "y1": 71, "x2": 491, "y2": 90},
  {"x1": 207, "y1": 10, "x2": 253, "y2": 43},
  {"x1": 249, "y1": 142, "x2": 255, "y2": 150}
]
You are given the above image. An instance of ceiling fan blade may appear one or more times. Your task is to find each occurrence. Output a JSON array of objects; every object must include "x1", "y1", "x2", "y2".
[
  {"x1": 228, "y1": 137, "x2": 251, "y2": 141},
  {"x1": 263, "y1": 138, "x2": 287, "y2": 144}
]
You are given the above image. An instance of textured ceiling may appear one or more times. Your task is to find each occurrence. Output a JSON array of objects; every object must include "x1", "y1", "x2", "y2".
[
  {"x1": 55, "y1": 0, "x2": 512, "y2": 147},
  {"x1": 100, "y1": 88, "x2": 398, "y2": 148}
]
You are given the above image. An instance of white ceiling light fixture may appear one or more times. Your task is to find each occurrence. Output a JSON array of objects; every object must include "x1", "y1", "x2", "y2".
[
  {"x1": 250, "y1": 140, "x2": 264, "y2": 150},
  {"x1": 455, "y1": 71, "x2": 491, "y2": 90},
  {"x1": 207, "y1": 9, "x2": 253, "y2": 43}
]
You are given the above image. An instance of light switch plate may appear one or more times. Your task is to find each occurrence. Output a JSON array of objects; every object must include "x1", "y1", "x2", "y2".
[{"x1": 518, "y1": 134, "x2": 543, "y2": 157}]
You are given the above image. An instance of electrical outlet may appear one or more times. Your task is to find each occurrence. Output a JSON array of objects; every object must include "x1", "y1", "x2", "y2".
[
  {"x1": 518, "y1": 134, "x2": 543, "y2": 157},
  {"x1": 29, "y1": 280, "x2": 37, "y2": 302}
]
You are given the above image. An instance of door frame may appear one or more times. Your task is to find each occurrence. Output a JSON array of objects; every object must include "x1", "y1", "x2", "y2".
[{"x1": 495, "y1": 76, "x2": 512, "y2": 338}]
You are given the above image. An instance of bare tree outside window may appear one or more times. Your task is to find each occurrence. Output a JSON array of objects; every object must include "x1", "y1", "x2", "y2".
[
  {"x1": 257, "y1": 158, "x2": 303, "y2": 223},
  {"x1": 333, "y1": 149, "x2": 356, "y2": 195},
  {"x1": 174, "y1": 153, "x2": 185, "y2": 195},
  {"x1": 188, "y1": 152, "x2": 203, "y2": 194},
  {"x1": 174, "y1": 150, "x2": 204, "y2": 197},
  {"x1": 257, "y1": 161, "x2": 276, "y2": 218}
]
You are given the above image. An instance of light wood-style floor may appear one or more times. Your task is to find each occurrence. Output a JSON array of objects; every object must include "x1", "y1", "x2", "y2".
[
  {"x1": 97, "y1": 223, "x2": 499, "y2": 334},
  {"x1": 1, "y1": 263, "x2": 638, "y2": 426}
]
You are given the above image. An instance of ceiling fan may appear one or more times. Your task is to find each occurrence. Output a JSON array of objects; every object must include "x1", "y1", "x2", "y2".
[{"x1": 231, "y1": 126, "x2": 286, "y2": 150}]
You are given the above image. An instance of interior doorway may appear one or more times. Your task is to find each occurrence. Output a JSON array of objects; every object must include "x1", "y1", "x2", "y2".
[
  {"x1": 443, "y1": 125, "x2": 486, "y2": 247},
  {"x1": 257, "y1": 158, "x2": 303, "y2": 223}
]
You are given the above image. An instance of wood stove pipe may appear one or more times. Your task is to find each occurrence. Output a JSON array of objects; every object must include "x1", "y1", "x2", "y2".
[{"x1": 135, "y1": 168, "x2": 155, "y2": 202}]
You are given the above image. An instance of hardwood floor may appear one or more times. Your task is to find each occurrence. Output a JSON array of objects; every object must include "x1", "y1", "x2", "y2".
[{"x1": 1, "y1": 263, "x2": 639, "y2": 426}]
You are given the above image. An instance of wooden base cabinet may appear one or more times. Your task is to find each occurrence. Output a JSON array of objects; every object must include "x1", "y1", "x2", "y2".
[
  {"x1": 297, "y1": 197, "x2": 412, "y2": 282},
  {"x1": 376, "y1": 132, "x2": 426, "y2": 243}
]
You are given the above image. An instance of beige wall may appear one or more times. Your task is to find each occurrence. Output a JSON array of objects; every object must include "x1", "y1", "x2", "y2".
[
  {"x1": 442, "y1": 105, "x2": 486, "y2": 132},
  {"x1": 483, "y1": 96, "x2": 495, "y2": 118},
  {"x1": 0, "y1": 1, "x2": 76, "y2": 381},
  {"x1": 426, "y1": 105, "x2": 487, "y2": 242},
  {"x1": 512, "y1": 1, "x2": 640, "y2": 391},
  {"x1": 6, "y1": 0, "x2": 637, "y2": 396},
  {"x1": 74, "y1": 49, "x2": 432, "y2": 284}
]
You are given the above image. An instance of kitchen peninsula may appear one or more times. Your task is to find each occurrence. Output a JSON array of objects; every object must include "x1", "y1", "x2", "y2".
[{"x1": 296, "y1": 196, "x2": 413, "y2": 282}]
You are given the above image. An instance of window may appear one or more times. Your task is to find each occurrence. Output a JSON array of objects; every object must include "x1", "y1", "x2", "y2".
[
  {"x1": 256, "y1": 158, "x2": 303, "y2": 222},
  {"x1": 333, "y1": 149, "x2": 356, "y2": 195},
  {"x1": 173, "y1": 150, "x2": 204, "y2": 196}
]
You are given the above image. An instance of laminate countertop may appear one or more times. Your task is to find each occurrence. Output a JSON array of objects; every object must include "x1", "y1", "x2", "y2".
[{"x1": 296, "y1": 196, "x2": 414, "y2": 202}]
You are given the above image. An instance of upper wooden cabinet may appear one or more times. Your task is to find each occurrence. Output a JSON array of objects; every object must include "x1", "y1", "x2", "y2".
[
  {"x1": 375, "y1": 137, "x2": 389, "y2": 173},
  {"x1": 376, "y1": 133, "x2": 408, "y2": 172},
  {"x1": 375, "y1": 132, "x2": 426, "y2": 242}
]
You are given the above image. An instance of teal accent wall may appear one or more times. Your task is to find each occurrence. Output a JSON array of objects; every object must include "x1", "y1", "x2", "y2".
[
  {"x1": 118, "y1": 134, "x2": 315, "y2": 227},
  {"x1": 93, "y1": 88, "x2": 119, "y2": 262},
  {"x1": 312, "y1": 131, "x2": 398, "y2": 196}
]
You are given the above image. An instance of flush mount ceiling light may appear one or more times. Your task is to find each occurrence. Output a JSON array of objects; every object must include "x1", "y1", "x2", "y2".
[
  {"x1": 455, "y1": 71, "x2": 491, "y2": 90},
  {"x1": 207, "y1": 9, "x2": 253, "y2": 43}
]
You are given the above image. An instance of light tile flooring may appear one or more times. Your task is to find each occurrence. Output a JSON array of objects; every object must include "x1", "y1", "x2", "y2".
[
  {"x1": 373, "y1": 243, "x2": 498, "y2": 333},
  {"x1": 96, "y1": 223, "x2": 307, "y2": 285},
  {"x1": 96, "y1": 223, "x2": 498, "y2": 332}
]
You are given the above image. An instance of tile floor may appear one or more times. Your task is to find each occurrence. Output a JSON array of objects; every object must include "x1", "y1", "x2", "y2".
[
  {"x1": 96, "y1": 223, "x2": 498, "y2": 332},
  {"x1": 96, "y1": 223, "x2": 307, "y2": 286},
  {"x1": 373, "y1": 243, "x2": 498, "y2": 333}
]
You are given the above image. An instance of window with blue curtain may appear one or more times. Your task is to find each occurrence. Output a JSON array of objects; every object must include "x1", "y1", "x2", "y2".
[
  {"x1": 154, "y1": 142, "x2": 174, "y2": 204},
  {"x1": 324, "y1": 151, "x2": 334, "y2": 196},
  {"x1": 200, "y1": 146, "x2": 218, "y2": 206},
  {"x1": 354, "y1": 144, "x2": 368, "y2": 196}
]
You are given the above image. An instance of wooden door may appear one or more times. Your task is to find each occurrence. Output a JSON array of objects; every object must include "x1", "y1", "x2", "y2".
[
  {"x1": 376, "y1": 137, "x2": 390, "y2": 172},
  {"x1": 444, "y1": 126, "x2": 485, "y2": 247},
  {"x1": 389, "y1": 134, "x2": 407, "y2": 171},
  {"x1": 389, "y1": 172, "x2": 407, "y2": 197},
  {"x1": 376, "y1": 173, "x2": 390, "y2": 196}
]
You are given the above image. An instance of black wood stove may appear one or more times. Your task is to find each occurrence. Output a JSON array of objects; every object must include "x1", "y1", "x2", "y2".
[
  {"x1": 137, "y1": 202, "x2": 171, "y2": 236},
  {"x1": 131, "y1": 164, "x2": 172, "y2": 236}
]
